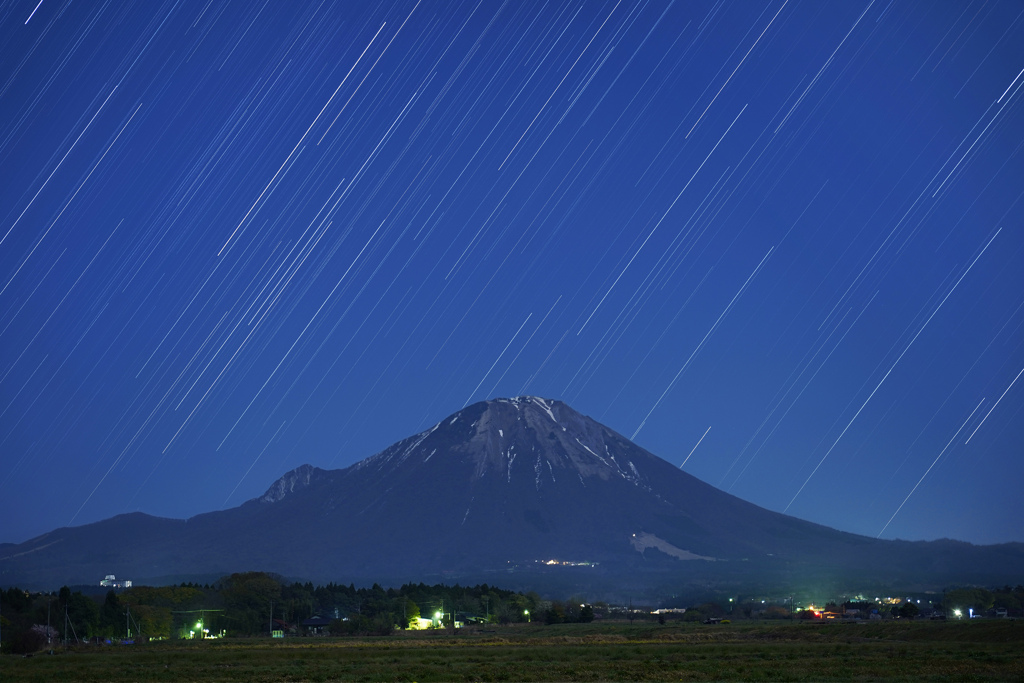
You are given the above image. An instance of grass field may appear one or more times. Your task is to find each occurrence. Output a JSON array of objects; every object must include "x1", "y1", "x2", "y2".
[{"x1": 3, "y1": 620, "x2": 1022, "y2": 681}]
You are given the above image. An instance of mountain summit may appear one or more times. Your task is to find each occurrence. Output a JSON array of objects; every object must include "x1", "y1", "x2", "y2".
[
  {"x1": 352, "y1": 395, "x2": 653, "y2": 488},
  {"x1": 2, "y1": 397, "x2": 1022, "y2": 594}
]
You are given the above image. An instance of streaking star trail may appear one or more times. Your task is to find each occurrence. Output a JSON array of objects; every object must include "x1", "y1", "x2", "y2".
[{"x1": 0, "y1": 1, "x2": 1021, "y2": 547}]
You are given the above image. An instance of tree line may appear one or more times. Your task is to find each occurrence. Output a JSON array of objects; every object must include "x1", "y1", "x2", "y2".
[
  {"x1": 0, "y1": 572, "x2": 552, "y2": 650},
  {"x1": 6, "y1": 576, "x2": 1019, "y2": 652}
]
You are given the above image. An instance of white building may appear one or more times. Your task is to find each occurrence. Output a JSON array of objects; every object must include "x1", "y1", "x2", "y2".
[{"x1": 100, "y1": 574, "x2": 132, "y2": 588}]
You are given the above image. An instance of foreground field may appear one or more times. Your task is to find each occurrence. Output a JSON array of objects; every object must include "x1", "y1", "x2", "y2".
[{"x1": 3, "y1": 620, "x2": 1022, "y2": 681}]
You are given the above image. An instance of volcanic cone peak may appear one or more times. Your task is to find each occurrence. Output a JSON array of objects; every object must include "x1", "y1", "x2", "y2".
[
  {"x1": 354, "y1": 396, "x2": 655, "y2": 491},
  {"x1": 4, "y1": 395, "x2": 1024, "y2": 592}
]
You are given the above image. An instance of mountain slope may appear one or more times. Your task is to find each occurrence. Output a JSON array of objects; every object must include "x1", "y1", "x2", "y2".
[{"x1": 2, "y1": 397, "x2": 1021, "y2": 593}]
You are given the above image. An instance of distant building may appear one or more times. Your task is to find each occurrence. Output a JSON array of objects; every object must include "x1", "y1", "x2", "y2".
[
  {"x1": 302, "y1": 616, "x2": 332, "y2": 635},
  {"x1": 100, "y1": 574, "x2": 132, "y2": 588},
  {"x1": 410, "y1": 616, "x2": 434, "y2": 630}
]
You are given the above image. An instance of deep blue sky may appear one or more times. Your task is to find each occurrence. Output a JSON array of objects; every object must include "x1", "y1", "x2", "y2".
[{"x1": 2, "y1": 1, "x2": 1022, "y2": 547}]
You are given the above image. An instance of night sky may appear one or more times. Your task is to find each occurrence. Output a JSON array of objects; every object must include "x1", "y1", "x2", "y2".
[{"x1": 2, "y1": 1, "x2": 1022, "y2": 548}]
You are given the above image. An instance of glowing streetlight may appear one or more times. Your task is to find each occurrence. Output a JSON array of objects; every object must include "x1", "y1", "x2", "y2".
[{"x1": 524, "y1": 609, "x2": 530, "y2": 622}]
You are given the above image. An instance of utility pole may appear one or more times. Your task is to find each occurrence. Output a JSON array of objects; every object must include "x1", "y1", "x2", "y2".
[{"x1": 269, "y1": 600, "x2": 273, "y2": 637}]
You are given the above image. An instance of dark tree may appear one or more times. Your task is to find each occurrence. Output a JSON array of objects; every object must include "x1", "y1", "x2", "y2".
[
  {"x1": 99, "y1": 590, "x2": 123, "y2": 638},
  {"x1": 898, "y1": 601, "x2": 919, "y2": 620},
  {"x1": 580, "y1": 604, "x2": 594, "y2": 623},
  {"x1": 545, "y1": 601, "x2": 566, "y2": 624}
]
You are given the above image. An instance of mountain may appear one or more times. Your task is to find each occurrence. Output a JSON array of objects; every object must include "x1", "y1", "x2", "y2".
[{"x1": 2, "y1": 396, "x2": 1022, "y2": 596}]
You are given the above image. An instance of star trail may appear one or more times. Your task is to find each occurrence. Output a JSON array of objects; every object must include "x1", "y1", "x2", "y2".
[{"x1": 1, "y1": 1, "x2": 1022, "y2": 547}]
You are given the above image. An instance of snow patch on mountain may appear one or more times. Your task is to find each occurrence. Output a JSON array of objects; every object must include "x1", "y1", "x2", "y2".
[
  {"x1": 529, "y1": 396, "x2": 558, "y2": 423},
  {"x1": 630, "y1": 532, "x2": 716, "y2": 561}
]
